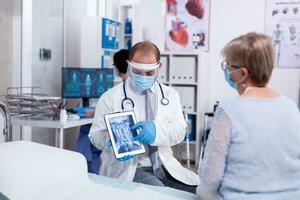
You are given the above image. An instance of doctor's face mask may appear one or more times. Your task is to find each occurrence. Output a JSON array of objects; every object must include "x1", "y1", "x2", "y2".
[{"x1": 128, "y1": 61, "x2": 160, "y2": 92}]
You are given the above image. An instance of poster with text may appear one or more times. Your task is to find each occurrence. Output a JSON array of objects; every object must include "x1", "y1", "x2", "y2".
[
  {"x1": 265, "y1": 0, "x2": 300, "y2": 68},
  {"x1": 165, "y1": 0, "x2": 210, "y2": 52}
]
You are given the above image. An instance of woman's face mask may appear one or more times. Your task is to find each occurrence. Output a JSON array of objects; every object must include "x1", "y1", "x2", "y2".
[
  {"x1": 224, "y1": 67, "x2": 242, "y2": 90},
  {"x1": 224, "y1": 67, "x2": 237, "y2": 89},
  {"x1": 222, "y1": 60, "x2": 248, "y2": 91}
]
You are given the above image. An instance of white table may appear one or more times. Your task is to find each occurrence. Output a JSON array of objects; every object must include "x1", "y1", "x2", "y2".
[{"x1": 11, "y1": 117, "x2": 94, "y2": 148}]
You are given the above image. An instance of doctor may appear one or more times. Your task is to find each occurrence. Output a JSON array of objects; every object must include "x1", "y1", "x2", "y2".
[{"x1": 89, "y1": 41, "x2": 199, "y2": 193}]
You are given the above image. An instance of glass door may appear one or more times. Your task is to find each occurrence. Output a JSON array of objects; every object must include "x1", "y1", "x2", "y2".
[
  {"x1": 31, "y1": 0, "x2": 64, "y2": 145},
  {"x1": 0, "y1": 0, "x2": 22, "y2": 142},
  {"x1": 0, "y1": 0, "x2": 22, "y2": 99}
]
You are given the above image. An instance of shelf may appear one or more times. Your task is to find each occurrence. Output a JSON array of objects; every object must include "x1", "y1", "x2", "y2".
[
  {"x1": 179, "y1": 159, "x2": 196, "y2": 165},
  {"x1": 184, "y1": 112, "x2": 197, "y2": 115},
  {"x1": 159, "y1": 53, "x2": 204, "y2": 166},
  {"x1": 161, "y1": 52, "x2": 200, "y2": 56},
  {"x1": 119, "y1": 3, "x2": 133, "y2": 8},
  {"x1": 161, "y1": 82, "x2": 170, "y2": 85},
  {"x1": 182, "y1": 141, "x2": 196, "y2": 145},
  {"x1": 170, "y1": 82, "x2": 198, "y2": 86},
  {"x1": 101, "y1": 48, "x2": 119, "y2": 52}
]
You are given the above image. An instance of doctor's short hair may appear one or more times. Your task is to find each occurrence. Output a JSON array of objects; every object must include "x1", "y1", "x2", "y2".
[
  {"x1": 129, "y1": 41, "x2": 160, "y2": 62},
  {"x1": 222, "y1": 32, "x2": 275, "y2": 86}
]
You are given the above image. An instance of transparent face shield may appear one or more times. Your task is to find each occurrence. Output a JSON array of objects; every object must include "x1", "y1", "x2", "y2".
[{"x1": 127, "y1": 60, "x2": 160, "y2": 78}]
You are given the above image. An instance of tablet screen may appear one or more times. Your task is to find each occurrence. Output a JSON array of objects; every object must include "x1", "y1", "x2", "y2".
[{"x1": 104, "y1": 111, "x2": 145, "y2": 158}]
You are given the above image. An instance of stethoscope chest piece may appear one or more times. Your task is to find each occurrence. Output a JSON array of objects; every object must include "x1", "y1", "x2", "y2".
[
  {"x1": 161, "y1": 98, "x2": 169, "y2": 105},
  {"x1": 121, "y1": 98, "x2": 134, "y2": 110}
]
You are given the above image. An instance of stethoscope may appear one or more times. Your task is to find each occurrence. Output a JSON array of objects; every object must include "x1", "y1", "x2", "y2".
[{"x1": 121, "y1": 80, "x2": 169, "y2": 110}]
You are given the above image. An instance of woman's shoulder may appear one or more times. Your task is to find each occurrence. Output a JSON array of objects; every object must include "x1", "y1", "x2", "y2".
[
  {"x1": 219, "y1": 94, "x2": 299, "y2": 113},
  {"x1": 278, "y1": 95, "x2": 300, "y2": 111},
  {"x1": 218, "y1": 96, "x2": 241, "y2": 109}
]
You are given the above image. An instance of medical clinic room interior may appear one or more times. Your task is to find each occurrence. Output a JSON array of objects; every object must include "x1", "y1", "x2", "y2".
[{"x1": 1, "y1": 0, "x2": 300, "y2": 199}]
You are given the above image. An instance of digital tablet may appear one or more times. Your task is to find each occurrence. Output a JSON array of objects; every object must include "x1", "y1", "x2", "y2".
[{"x1": 104, "y1": 110, "x2": 145, "y2": 159}]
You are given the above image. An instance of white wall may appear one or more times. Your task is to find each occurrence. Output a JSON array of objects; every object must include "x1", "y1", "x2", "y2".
[
  {"x1": 0, "y1": 0, "x2": 22, "y2": 142},
  {"x1": 134, "y1": 0, "x2": 165, "y2": 49},
  {"x1": 106, "y1": 0, "x2": 121, "y2": 20},
  {"x1": 30, "y1": 0, "x2": 64, "y2": 146},
  {"x1": 208, "y1": 0, "x2": 266, "y2": 107},
  {"x1": 0, "y1": 0, "x2": 22, "y2": 97},
  {"x1": 207, "y1": 0, "x2": 300, "y2": 108},
  {"x1": 0, "y1": 0, "x2": 13, "y2": 97},
  {"x1": 32, "y1": 0, "x2": 63, "y2": 96},
  {"x1": 127, "y1": 0, "x2": 300, "y2": 109},
  {"x1": 269, "y1": 69, "x2": 300, "y2": 106},
  {"x1": 65, "y1": 0, "x2": 86, "y2": 67}
]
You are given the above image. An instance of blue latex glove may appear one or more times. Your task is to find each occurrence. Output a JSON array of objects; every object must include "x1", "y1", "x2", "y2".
[
  {"x1": 131, "y1": 120, "x2": 156, "y2": 144},
  {"x1": 106, "y1": 139, "x2": 135, "y2": 162},
  {"x1": 117, "y1": 155, "x2": 135, "y2": 162},
  {"x1": 106, "y1": 140, "x2": 112, "y2": 148},
  {"x1": 73, "y1": 106, "x2": 95, "y2": 114}
]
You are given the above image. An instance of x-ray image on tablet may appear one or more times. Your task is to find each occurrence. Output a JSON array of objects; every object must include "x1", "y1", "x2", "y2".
[{"x1": 104, "y1": 111, "x2": 145, "y2": 159}]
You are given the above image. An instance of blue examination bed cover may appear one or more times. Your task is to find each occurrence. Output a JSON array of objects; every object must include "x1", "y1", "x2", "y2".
[{"x1": 88, "y1": 173, "x2": 199, "y2": 200}]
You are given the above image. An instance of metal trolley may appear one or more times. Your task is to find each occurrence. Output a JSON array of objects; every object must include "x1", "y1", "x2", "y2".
[{"x1": 6, "y1": 87, "x2": 61, "y2": 119}]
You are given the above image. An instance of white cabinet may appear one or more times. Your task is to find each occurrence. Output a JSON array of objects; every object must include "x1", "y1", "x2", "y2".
[
  {"x1": 158, "y1": 55, "x2": 169, "y2": 82},
  {"x1": 170, "y1": 56, "x2": 198, "y2": 84},
  {"x1": 160, "y1": 52, "x2": 209, "y2": 169},
  {"x1": 118, "y1": 2, "x2": 142, "y2": 50}
]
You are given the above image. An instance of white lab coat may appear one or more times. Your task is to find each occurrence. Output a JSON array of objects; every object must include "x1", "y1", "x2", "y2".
[{"x1": 89, "y1": 79, "x2": 200, "y2": 185}]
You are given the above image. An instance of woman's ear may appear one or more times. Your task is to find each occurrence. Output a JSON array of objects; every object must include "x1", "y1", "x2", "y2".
[{"x1": 240, "y1": 67, "x2": 249, "y2": 79}]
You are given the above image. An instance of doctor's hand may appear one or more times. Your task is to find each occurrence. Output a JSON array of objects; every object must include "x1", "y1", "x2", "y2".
[
  {"x1": 106, "y1": 140, "x2": 135, "y2": 162},
  {"x1": 117, "y1": 155, "x2": 135, "y2": 162},
  {"x1": 106, "y1": 139, "x2": 112, "y2": 148},
  {"x1": 131, "y1": 120, "x2": 156, "y2": 144}
]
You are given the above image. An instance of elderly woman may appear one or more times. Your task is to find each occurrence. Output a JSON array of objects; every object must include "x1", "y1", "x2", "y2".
[{"x1": 197, "y1": 32, "x2": 300, "y2": 200}]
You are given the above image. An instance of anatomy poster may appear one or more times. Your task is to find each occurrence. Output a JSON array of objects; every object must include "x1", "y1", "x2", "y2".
[
  {"x1": 265, "y1": 0, "x2": 300, "y2": 68},
  {"x1": 165, "y1": 0, "x2": 210, "y2": 52}
]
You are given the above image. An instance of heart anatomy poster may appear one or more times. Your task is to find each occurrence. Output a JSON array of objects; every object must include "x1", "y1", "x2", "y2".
[
  {"x1": 165, "y1": 0, "x2": 210, "y2": 52},
  {"x1": 265, "y1": 0, "x2": 300, "y2": 68}
]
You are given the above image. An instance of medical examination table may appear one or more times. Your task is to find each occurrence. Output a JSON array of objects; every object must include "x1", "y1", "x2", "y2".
[{"x1": 0, "y1": 141, "x2": 199, "y2": 200}]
